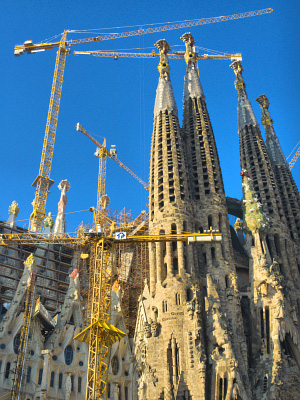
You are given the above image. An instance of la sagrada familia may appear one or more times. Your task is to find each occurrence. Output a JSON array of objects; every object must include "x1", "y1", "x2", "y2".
[{"x1": 0, "y1": 33, "x2": 299, "y2": 399}]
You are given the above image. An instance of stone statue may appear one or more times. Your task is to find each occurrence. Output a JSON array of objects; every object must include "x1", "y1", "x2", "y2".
[
  {"x1": 65, "y1": 373, "x2": 72, "y2": 400},
  {"x1": 231, "y1": 382, "x2": 240, "y2": 400},
  {"x1": 114, "y1": 384, "x2": 120, "y2": 400},
  {"x1": 44, "y1": 212, "x2": 54, "y2": 229},
  {"x1": 8, "y1": 200, "x2": 20, "y2": 216},
  {"x1": 54, "y1": 179, "x2": 71, "y2": 234}
]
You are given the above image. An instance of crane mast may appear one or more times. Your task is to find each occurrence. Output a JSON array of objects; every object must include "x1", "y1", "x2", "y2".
[{"x1": 29, "y1": 31, "x2": 69, "y2": 232}]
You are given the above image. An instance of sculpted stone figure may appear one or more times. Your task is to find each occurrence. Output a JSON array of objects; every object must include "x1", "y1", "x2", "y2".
[
  {"x1": 65, "y1": 373, "x2": 72, "y2": 400},
  {"x1": 231, "y1": 382, "x2": 241, "y2": 400}
]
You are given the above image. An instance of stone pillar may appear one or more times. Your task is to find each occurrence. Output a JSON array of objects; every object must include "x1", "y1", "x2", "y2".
[
  {"x1": 40, "y1": 349, "x2": 51, "y2": 395},
  {"x1": 171, "y1": 336, "x2": 177, "y2": 384},
  {"x1": 156, "y1": 242, "x2": 163, "y2": 284},
  {"x1": 149, "y1": 243, "x2": 156, "y2": 293},
  {"x1": 178, "y1": 242, "x2": 185, "y2": 276},
  {"x1": 166, "y1": 242, "x2": 173, "y2": 277}
]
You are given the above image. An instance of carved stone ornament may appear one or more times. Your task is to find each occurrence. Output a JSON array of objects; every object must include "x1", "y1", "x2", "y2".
[
  {"x1": 144, "y1": 322, "x2": 152, "y2": 338},
  {"x1": 150, "y1": 321, "x2": 160, "y2": 337},
  {"x1": 8, "y1": 200, "x2": 20, "y2": 216}
]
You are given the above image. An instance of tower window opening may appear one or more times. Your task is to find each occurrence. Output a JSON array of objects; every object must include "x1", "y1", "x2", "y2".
[
  {"x1": 175, "y1": 293, "x2": 181, "y2": 305},
  {"x1": 219, "y1": 213, "x2": 222, "y2": 233},
  {"x1": 26, "y1": 366, "x2": 31, "y2": 383},
  {"x1": 211, "y1": 247, "x2": 216, "y2": 261},
  {"x1": 50, "y1": 371, "x2": 55, "y2": 387},
  {"x1": 225, "y1": 275, "x2": 229, "y2": 288},
  {"x1": 266, "y1": 307, "x2": 270, "y2": 354},
  {"x1": 162, "y1": 300, "x2": 168, "y2": 312},
  {"x1": 173, "y1": 257, "x2": 178, "y2": 274},
  {"x1": 263, "y1": 376, "x2": 268, "y2": 393},
  {"x1": 78, "y1": 377, "x2": 82, "y2": 393},
  {"x1": 38, "y1": 369, "x2": 43, "y2": 385},
  {"x1": 274, "y1": 234, "x2": 281, "y2": 256},
  {"x1": 187, "y1": 288, "x2": 193, "y2": 302},
  {"x1": 260, "y1": 309, "x2": 265, "y2": 339},
  {"x1": 219, "y1": 377, "x2": 223, "y2": 400},
  {"x1": 59, "y1": 373, "x2": 63, "y2": 389},
  {"x1": 223, "y1": 377, "x2": 228, "y2": 399},
  {"x1": 4, "y1": 362, "x2": 10, "y2": 379}
]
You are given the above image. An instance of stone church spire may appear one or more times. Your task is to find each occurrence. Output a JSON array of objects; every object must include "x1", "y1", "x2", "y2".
[
  {"x1": 232, "y1": 65, "x2": 300, "y2": 399},
  {"x1": 230, "y1": 61, "x2": 285, "y2": 225},
  {"x1": 256, "y1": 94, "x2": 300, "y2": 242}
]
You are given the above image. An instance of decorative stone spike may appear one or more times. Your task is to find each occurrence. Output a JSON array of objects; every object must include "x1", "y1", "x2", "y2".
[
  {"x1": 53, "y1": 179, "x2": 71, "y2": 235},
  {"x1": 230, "y1": 61, "x2": 258, "y2": 132}
]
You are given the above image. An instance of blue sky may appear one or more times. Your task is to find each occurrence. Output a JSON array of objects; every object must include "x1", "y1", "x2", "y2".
[{"x1": 1, "y1": 1, "x2": 299, "y2": 231}]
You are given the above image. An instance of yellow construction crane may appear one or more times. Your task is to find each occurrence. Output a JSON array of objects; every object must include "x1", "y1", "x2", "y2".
[
  {"x1": 14, "y1": 9, "x2": 273, "y2": 232},
  {"x1": 73, "y1": 49, "x2": 242, "y2": 61},
  {"x1": 11, "y1": 255, "x2": 36, "y2": 400},
  {"x1": 76, "y1": 123, "x2": 148, "y2": 230},
  {"x1": 288, "y1": 144, "x2": 300, "y2": 170},
  {"x1": 1, "y1": 227, "x2": 221, "y2": 398}
]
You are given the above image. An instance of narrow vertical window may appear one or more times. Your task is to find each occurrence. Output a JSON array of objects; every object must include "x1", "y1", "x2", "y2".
[
  {"x1": 50, "y1": 371, "x2": 55, "y2": 387},
  {"x1": 26, "y1": 366, "x2": 31, "y2": 383},
  {"x1": 58, "y1": 373, "x2": 63, "y2": 389},
  {"x1": 260, "y1": 309, "x2": 265, "y2": 339},
  {"x1": 263, "y1": 376, "x2": 268, "y2": 393},
  {"x1": 266, "y1": 307, "x2": 270, "y2": 354},
  {"x1": 224, "y1": 377, "x2": 228, "y2": 399},
  {"x1": 219, "y1": 378, "x2": 223, "y2": 400},
  {"x1": 71, "y1": 375, "x2": 74, "y2": 391},
  {"x1": 38, "y1": 369, "x2": 43, "y2": 385},
  {"x1": 78, "y1": 376, "x2": 82, "y2": 393},
  {"x1": 5, "y1": 362, "x2": 10, "y2": 379}
]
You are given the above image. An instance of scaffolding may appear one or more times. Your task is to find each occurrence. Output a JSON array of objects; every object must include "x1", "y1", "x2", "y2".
[
  {"x1": 0, "y1": 222, "x2": 76, "y2": 312},
  {"x1": 112, "y1": 210, "x2": 150, "y2": 337}
]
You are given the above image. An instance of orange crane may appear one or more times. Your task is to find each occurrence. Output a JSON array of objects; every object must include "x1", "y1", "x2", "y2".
[{"x1": 14, "y1": 9, "x2": 273, "y2": 232}]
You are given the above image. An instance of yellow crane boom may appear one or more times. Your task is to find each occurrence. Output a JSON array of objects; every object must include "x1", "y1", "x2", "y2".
[
  {"x1": 76, "y1": 123, "x2": 148, "y2": 190},
  {"x1": 14, "y1": 9, "x2": 272, "y2": 56},
  {"x1": 73, "y1": 50, "x2": 242, "y2": 61},
  {"x1": 289, "y1": 146, "x2": 300, "y2": 170},
  {"x1": 14, "y1": 8, "x2": 272, "y2": 232}
]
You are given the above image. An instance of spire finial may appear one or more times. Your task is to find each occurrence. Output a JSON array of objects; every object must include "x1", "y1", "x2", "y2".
[
  {"x1": 154, "y1": 39, "x2": 171, "y2": 80},
  {"x1": 53, "y1": 179, "x2": 71, "y2": 235},
  {"x1": 230, "y1": 61, "x2": 258, "y2": 130},
  {"x1": 181, "y1": 32, "x2": 197, "y2": 69},
  {"x1": 230, "y1": 61, "x2": 246, "y2": 95},
  {"x1": 256, "y1": 94, "x2": 274, "y2": 128}
]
